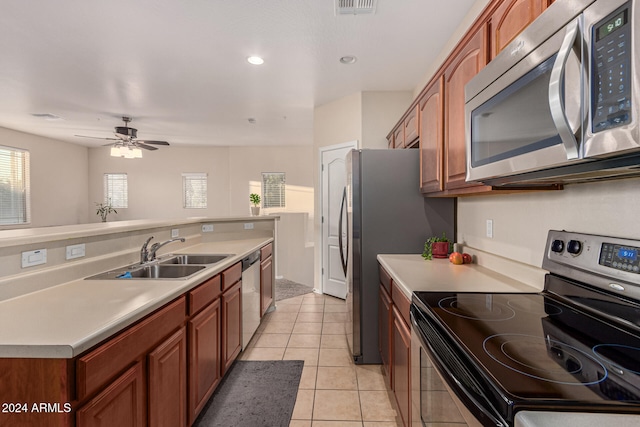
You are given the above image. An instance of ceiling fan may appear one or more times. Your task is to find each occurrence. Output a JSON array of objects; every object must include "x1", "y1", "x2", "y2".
[{"x1": 75, "y1": 116, "x2": 170, "y2": 153}]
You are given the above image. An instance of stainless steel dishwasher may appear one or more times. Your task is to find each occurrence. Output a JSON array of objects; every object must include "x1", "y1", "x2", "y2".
[{"x1": 241, "y1": 250, "x2": 261, "y2": 349}]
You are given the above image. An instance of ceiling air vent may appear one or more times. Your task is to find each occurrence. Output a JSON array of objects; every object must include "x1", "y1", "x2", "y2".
[{"x1": 336, "y1": 0, "x2": 377, "y2": 15}]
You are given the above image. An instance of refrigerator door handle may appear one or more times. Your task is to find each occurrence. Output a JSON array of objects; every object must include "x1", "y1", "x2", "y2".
[{"x1": 338, "y1": 187, "x2": 348, "y2": 275}]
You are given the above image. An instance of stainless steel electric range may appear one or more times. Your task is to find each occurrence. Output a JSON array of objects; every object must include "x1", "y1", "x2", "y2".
[{"x1": 411, "y1": 230, "x2": 640, "y2": 426}]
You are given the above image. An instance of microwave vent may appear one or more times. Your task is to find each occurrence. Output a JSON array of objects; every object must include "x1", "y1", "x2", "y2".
[{"x1": 336, "y1": 0, "x2": 377, "y2": 15}]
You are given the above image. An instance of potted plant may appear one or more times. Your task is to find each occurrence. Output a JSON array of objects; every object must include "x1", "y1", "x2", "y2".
[
  {"x1": 422, "y1": 232, "x2": 452, "y2": 260},
  {"x1": 249, "y1": 193, "x2": 261, "y2": 216},
  {"x1": 96, "y1": 199, "x2": 117, "y2": 222}
]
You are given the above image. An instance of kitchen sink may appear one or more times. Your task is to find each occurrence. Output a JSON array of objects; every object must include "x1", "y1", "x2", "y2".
[
  {"x1": 86, "y1": 264, "x2": 206, "y2": 280},
  {"x1": 159, "y1": 254, "x2": 232, "y2": 265}
]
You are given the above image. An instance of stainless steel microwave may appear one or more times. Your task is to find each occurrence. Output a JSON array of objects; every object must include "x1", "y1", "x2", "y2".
[{"x1": 465, "y1": 0, "x2": 639, "y2": 186}]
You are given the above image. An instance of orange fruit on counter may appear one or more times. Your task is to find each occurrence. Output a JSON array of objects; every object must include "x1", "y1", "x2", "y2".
[{"x1": 449, "y1": 252, "x2": 464, "y2": 265}]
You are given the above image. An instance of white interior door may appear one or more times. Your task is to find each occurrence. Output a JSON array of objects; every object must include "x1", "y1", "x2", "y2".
[{"x1": 321, "y1": 141, "x2": 357, "y2": 299}]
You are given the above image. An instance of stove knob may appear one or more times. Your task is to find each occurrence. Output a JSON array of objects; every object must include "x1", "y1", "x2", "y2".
[
  {"x1": 567, "y1": 240, "x2": 582, "y2": 255},
  {"x1": 551, "y1": 239, "x2": 565, "y2": 253}
]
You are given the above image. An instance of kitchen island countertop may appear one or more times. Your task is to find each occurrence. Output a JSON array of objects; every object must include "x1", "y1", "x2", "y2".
[{"x1": 0, "y1": 237, "x2": 272, "y2": 358}]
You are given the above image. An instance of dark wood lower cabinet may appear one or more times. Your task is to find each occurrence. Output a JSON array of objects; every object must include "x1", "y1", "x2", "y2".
[
  {"x1": 379, "y1": 283, "x2": 393, "y2": 388},
  {"x1": 392, "y1": 305, "x2": 411, "y2": 427},
  {"x1": 76, "y1": 362, "x2": 146, "y2": 427},
  {"x1": 188, "y1": 299, "x2": 221, "y2": 425},
  {"x1": 221, "y1": 280, "x2": 242, "y2": 376},
  {"x1": 149, "y1": 326, "x2": 188, "y2": 427}
]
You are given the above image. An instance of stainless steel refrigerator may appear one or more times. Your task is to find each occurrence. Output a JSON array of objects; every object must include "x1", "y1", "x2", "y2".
[{"x1": 342, "y1": 149, "x2": 455, "y2": 364}]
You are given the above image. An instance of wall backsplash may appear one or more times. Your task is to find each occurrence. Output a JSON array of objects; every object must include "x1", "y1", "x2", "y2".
[{"x1": 457, "y1": 177, "x2": 640, "y2": 268}]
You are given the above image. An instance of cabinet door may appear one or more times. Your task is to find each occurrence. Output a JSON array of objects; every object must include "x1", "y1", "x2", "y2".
[
  {"x1": 260, "y1": 256, "x2": 273, "y2": 316},
  {"x1": 378, "y1": 284, "x2": 393, "y2": 389},
  {"x1": 404, "y1": 105, "x2": 419, "y2": 147},
  {"x1": 393, "y1": 125, "x2": 405, "y2": 149},
  {"x1": 419, "y1": 75, "x2": 445, "y2": 193},
  {"x1": 76, "y1": 363, "x2": 146, "y2": 427},
  {"x1": 222, "y1": 281, "x2": 242, "y2": 376},
  {"x1": 490, "y1": 0, "x2": 544, "y2": 59},
  {"x1": 149, "y1": 327, "x2": 187, "y2": 427},
  {"x1": 188, "y1": 299, "x2": 221, "y2": 425},
  {"x1": 444, "y1": 25, "x2": 488, "y2": 191},
  {"x1": 392, "y1": 306, "x2": 411, "y2": 427}
]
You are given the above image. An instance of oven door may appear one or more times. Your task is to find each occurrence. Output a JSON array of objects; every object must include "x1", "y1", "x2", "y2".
[
  {"x1": 411, "y1": 304, "x2": 509, "y2": 427},
  {"x1": 465, "y1": 16, "x2": 586, "y2": 184}
]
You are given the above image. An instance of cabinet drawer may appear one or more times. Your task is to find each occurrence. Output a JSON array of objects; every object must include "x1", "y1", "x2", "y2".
[
  {"x1": 392, "y1": 282, "x2": 411, "y2": 327},
  {"x1": 221, "y1": 262, "x2": 242, "y2": 291},
  {"x1": 77, "y1": 296, "x2": 187, "y2": 400},
  {"x1": 188, "y1": 275, "x2": 221, "y2": 316},
  {"x1": 379, "y1": 264, "x2": 392, "y2": 295},
  {"x1": 260, "y1": 242, "x2": 273, "y2": 260}
]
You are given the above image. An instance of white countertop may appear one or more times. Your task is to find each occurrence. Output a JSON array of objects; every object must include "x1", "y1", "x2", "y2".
[
  {"x1": 377, "y1": 254, "x2": 542, "y2": 299},
  {"x1": 0, "y1": 237, "x2": 272, "y2": 358}
]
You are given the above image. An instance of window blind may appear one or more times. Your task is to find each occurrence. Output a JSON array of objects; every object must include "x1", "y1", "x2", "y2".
[
  {"x1": 0, "y1": 146, "x2": 30, "y2": 225},
  {"x1": 183, "y1": 173, "x2": 207, "y2": 208},
  {"x1": 103, "y1": 173, "x2": 128, "y2": 208},
  {"x1": 262, "y1": 172, "x2": 285, "y2": 209}
]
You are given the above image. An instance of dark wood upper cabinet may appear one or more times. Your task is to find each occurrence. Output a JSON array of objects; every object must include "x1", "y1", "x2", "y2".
[
  {"x1": 490, "y1": 0, "x2": 545, "y2": 59},
  {"x1": 419, "y1": 75, "x2": 445, "y2": 193},
  {"x1": 444, "y1": 24, "x2": 489, "y2": 192}
]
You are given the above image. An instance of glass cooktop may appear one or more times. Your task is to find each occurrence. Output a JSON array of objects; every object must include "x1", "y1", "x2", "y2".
[{"x1": 413, "y1": 288, "x2": 640, "y2": 408}]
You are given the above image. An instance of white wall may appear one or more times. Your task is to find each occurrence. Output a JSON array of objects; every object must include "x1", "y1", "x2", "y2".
[
  {"x1": 458, "y1": 177, "x2": 640, "y2": 268},
  {"x1": 228, "y1": 145, "x2": 314, "y2": 216},
  {"x1": 88, "y1": 145, "x2": 231, "y2": 221},
  {"x1": 0, "y1": 127, "x2": 89, "y2": 228}
]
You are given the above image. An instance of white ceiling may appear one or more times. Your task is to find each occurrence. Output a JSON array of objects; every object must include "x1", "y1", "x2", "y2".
[{"x1": 0, "y1": 0, "x2": 477, "y2": 148}]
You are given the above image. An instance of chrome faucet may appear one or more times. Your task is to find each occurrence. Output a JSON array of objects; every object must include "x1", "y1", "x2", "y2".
[
  {"x1": 140, "y1": 236, "x2": 154, "y2": 264},
  {"x1": 148, "y1": 237, "x2": 186, "y2": 261}
]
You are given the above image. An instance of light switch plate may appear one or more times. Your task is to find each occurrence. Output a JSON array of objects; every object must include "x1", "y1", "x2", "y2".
[
  {"x1": 244, "y1": 223, "x2": 254, "y2": 230},
  {"x1": 171, "y1": 228, "x2": 179, "y2": 238},
  {"x1": 202, "y1": 224, "x2": 214, "y2": 232},
  {"x1": 486, "y1": 219, "x2": 493, "y2": 238},
  {"x1": 66, "y1": 244, "x2": 86, "y2": 260},
  {"x1": 22, "y1": 249, "x2": 47, "y2": 268}
]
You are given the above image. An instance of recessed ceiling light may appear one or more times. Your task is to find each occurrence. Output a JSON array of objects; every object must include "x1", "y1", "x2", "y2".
[
  {"x1": 247, "y1": 56, "x2": 264, "y2": 65},
  {"x1": 339, "y1": 55, "x2": 357, "y2": 64}
]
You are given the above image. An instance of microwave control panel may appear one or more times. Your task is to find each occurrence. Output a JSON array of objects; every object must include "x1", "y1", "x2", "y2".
[{"x1": 591, "y1": 3, "x2": 632, "y2": 133}]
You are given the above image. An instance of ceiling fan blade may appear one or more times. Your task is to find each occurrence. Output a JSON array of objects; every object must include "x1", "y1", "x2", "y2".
[
  {"x1": 137, "y1": 140, "x2": 170, "y2": 146},
  {"x1": 74, "y1": 134, "x2": 119, "y2": 140},
  {"x1": 135, "y1": 142, "x2": 158, "y2": 150}
]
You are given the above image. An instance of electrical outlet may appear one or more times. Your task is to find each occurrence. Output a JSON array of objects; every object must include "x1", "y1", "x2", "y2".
[
  {"x1": 486, "y1": 219, "x2": 493, "y2": 238},
  {"x1": 22, "y1": 249, "x2": 47, "y2": 268},
  {"x1": 66, "y1": 244, "x2": 86, "y2": 260},
  {"x1": 171, "y1": 228, "x2": 179, "y2": 238},
  {"x1": 244, "y1": 223, "x2": 254, "y2": 230},
  {"x1": 202, "y1": 224, "x2": 214, "y2": 232}
]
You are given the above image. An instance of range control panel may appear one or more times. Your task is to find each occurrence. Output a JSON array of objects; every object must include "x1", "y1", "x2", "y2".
[
  {"x1": 600, "y1": 242, "x2": 640, "y2": 273},
  {"x1": 543, "y1": 230, "x2": 640, "y2": 295}
]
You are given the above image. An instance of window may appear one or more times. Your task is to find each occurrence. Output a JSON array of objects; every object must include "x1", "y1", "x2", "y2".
[
  {"x1": 262, "y1": 172, "x2": 285, "y2": 209},
  {"x1": 0, "y1": 146, "x2": 30, "y2": 225},
  {"x1": 103, "y1": 173, "x2": 128, "y2": 208},
  {"x1": 183, "y1": 173, "x2": 207, "y2": 208}
]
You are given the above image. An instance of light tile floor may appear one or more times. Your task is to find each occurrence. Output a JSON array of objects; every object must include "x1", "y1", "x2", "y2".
[{"x1": 240, "y1": 292, "x2": 403, "y2": 427}]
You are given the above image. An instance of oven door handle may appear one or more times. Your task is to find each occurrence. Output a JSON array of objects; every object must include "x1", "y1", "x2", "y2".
[
  {"x1": 549, "y1": 16, "x2": 582, "y2": 160},
  {"x1": 411, "y1": 315, "x2": 507, "y2": 427}
]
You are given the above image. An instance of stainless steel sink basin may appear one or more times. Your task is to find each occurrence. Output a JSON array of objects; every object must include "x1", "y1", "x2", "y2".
[
  {"x1": 86, "y1": 264, "x2": 206, "y2": 280},
  {"x1": 159, "y1": 254, "x2": 232, "y2": 265}
]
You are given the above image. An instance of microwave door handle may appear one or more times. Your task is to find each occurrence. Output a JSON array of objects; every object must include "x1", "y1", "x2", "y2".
[{"x1": 549, "y1": 17, "x2": 581, "y2": 160}]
